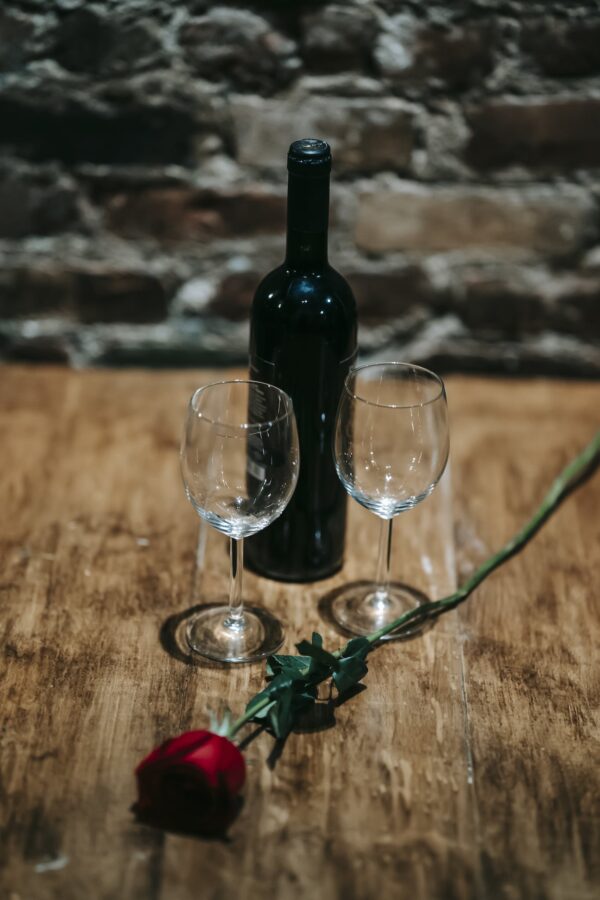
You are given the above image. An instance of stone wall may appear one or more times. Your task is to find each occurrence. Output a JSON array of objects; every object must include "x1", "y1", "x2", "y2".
[{"x1": 1, "y1": 0, "x2": 600, "y2": 374}]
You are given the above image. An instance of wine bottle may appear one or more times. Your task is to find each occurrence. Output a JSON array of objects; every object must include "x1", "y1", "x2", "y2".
[{"x1": 245, "y1": 138, "x2": 357, "y2": 582}]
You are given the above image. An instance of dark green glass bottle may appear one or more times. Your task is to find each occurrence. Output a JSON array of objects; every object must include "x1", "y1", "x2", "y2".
[{"x1": 246, "y1": 139, "x2": 357, "y2": 582}]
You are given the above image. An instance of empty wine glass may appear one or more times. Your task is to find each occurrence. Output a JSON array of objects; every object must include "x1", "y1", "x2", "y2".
[
  {"x1": 332, "y1": 362, "x2": 449, "y2": 638},
  {"x1": 180, "y1": 380, "x2": 299, "y2": 662}
]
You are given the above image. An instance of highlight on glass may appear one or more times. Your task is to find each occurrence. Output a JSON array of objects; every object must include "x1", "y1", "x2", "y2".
[
  {"x1": 180, "y1": 379, "x2": 299, "y2": 662},
  {"x1": 331, "y1": 362, "x2": 449, "y2": 638}
]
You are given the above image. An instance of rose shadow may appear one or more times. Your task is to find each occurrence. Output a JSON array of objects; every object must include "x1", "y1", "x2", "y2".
[
  {"x1": 238, "y1": 682, "x2": 368, "y2": 771},
  {"x1": 131, "y1": 796, "x2": 244, "y2": 843}
]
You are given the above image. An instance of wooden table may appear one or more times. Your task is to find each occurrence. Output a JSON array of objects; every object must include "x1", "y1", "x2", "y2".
[{"x1": 1, "y1": 365, "x2": 598, "y2": 900}]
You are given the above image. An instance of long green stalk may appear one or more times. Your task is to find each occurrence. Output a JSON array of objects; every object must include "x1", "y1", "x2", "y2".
[
  {"x1": 366, "y1": 428, "x2": 600, "y2": 643},
  {"x1": 229, "y1": 430, "x2": 600, "y2": 739}
]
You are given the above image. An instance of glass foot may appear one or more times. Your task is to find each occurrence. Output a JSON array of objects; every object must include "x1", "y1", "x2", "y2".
[
  {"x1": 186, "y1": 603, "x2": 284, "y2": 663},
  {"x1": 330, "y1": 581, "x2": 429, "y2": 640}
]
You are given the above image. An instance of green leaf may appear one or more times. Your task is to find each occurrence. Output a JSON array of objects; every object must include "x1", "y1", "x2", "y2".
[
  {"x1": 295, "y1": 639, "x2": 339, "y2": 671},
  {"x1": 262, "y1": 672, "x2": 294, "y2": 697},
  {"x1": 331, "y1": 636, "x2": 371, "y2": 692},
  {"x1": 245, "y1": 673, "x2": 294, "y2": 716},
  {"x1": 267, "y1": 681, "x2": 320, "y2": 739},
  {"x1": 266, "y1": 654, "x2": 311, "y2": 679},
  {"x1": 268, "y1": 687, "x2": 295, "y2": 739},
  {"x1": 246, "y1": 632, "x2": 368, "y2": 736},
  {"x1": 333, "y1": 656, "x2": 369, "y2": 694},
  {"x1": 296, "y1": 684, "x2": 319, "y2": 706},
  {"x1": 250, "y1": 699, "x2": 277, "y2": 721},
  {"x1": 342, "y1": 637, "x2": 370, "y2": 660}
]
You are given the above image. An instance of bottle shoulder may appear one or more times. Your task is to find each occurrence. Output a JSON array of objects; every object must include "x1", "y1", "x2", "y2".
[{"x1": 252, "y1": 263, "x2": 357, "y2": 323}]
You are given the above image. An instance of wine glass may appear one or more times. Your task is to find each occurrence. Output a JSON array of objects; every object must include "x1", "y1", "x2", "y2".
[
  {"x1": 180, "y1": 380, "x2": 299, "y2": 662},
  {"x1": 332, "y1": 362, "x2": 449, "y2": 638}
]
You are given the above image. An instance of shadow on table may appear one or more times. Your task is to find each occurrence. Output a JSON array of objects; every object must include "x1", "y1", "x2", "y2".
[
  {"x1": 159, "y1": 603, "x2": 251, "y2": 670},
  {"x1": 318, "y1": 579, "x2": 434, "y2": 641},
  {"x1": 238, "y1": 681, "x2": 369, "y2": 772},
  {"x1": 162, "y1": 578, "x2": 433, "y2": 671},
  {"x1": 131, "y1": 796, "x2": 244, "y2": 843}
]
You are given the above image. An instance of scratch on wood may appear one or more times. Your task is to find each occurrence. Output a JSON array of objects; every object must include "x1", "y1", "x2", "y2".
[
  {"x1": 34, "y1": 855, "x2": 69, "y2": 874},
  {"x1": 458, "y1": 640, "x2": 475, "y2": 787}
]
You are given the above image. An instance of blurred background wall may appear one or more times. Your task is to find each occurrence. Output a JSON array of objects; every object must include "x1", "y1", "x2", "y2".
[{"x1": 1, "y1": 0, "x2": 599, "y2": 374}]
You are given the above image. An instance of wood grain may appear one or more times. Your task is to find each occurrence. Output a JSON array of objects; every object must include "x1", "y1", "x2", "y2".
[
  {"x1": 0, "y1": 365, "x2": 598, "y2": 900},
  {"x1": 451, "y1": 378, "x2": 600, "y2": 900}
]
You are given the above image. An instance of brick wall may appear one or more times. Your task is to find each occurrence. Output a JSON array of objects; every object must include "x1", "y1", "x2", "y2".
[{"x1": 1, "y1": 0, "x2": 600, "y2": 375}]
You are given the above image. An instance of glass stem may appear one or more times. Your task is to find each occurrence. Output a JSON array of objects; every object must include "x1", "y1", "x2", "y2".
[
  {"x1": 374, "y1": 517, "x2": 394, "y2": 605},
  {"x1": 224, "y1": 537, "x2": 245, "y2": 630}
]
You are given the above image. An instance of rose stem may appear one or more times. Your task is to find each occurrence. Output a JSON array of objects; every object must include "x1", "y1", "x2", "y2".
[
  {"x1": 228, "y1": 430, "x2": 600, "y2": 740},
  {"x1": 365, "y1": 428, "x2": 600, "y2": 645}
]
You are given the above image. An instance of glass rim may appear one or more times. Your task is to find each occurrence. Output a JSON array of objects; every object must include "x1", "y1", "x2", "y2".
[
  {"x1": 189, "y1": 379, "x2": 294, "y2": 432},
  {"x1": 344, "y1": 362, "x2": 446, "y2": 409}
]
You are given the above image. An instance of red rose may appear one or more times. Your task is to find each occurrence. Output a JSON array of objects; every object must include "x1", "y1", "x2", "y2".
[{"x1": 134, "y1": 730, "x2": 246, "y2": 837}]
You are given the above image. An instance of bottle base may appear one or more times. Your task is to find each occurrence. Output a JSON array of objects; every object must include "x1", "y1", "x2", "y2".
[{"x1": 245, "y1": 557, "x2": 343, "y2": 584}]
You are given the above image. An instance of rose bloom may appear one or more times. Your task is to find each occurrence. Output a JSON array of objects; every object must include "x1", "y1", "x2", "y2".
[{"x1": 135, "y1": 730, "x2": 246, "y2": 837}]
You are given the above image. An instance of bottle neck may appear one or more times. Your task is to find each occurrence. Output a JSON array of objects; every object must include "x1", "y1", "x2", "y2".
[
  {"x1": 285, "y1": 171, "x2": 329, "y2": 269},
  {"x1": 285, "y1": 230, "x2": 328, "y2": 268}
]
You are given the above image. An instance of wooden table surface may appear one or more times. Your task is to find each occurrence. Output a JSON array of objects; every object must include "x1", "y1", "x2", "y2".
[{"x1": 1, "y1": 365, "x2": 599, "y2": 900}]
